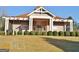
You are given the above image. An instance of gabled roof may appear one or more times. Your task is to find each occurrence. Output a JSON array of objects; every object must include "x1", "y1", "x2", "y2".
[
  {"x1": 27, "y1": 6, "x2": 56, "y2": 17},
  {"x1": 14, "y1": 6, "x2": 64, "y2": 19}
]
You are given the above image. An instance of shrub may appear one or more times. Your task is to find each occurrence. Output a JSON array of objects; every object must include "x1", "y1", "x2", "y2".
[
  {"x1": 29, "y1": 31, "x2": 36, "y2": 35},
  {"x1": 35, "y1": 32, "x2": 42, "y2": 35},
  {"x1": 0, "y1": 31, "x2": 5, "y2": 35},
  {"x1": 75, "y1": 32, "x2": 79, "y2": 36},
  {"x1": 17, "y1": 30, "x2": 22, "y2": 35},
  {"x1": 53, "y1": 31, "x2": 58, "y2": 36},
  {"x1": 47, "y1": 31, "x2": 52, "y2": 36},
  {"x1": 42, "y1": 32, "x2": 47, "y2": 35},
  {"x1": 64, "y1": 31, "x2": 70, "y2": 36},
  {"x1": 35, "y1": 32, "x2": 38, "y2": 35},
  {"x1": 24, "y1": 31, "x2": 29, "y2": 35},
  {"x1": 14, "y1": 31, "x2": 17, "y2": 35},
  {"x1": 58, "y1": 31, "x2": 64, "y2": 36},
  {"x1": 7, "y1": 30, "x2": 13, "y2": 35},
  {"x1": 70, "y1": 32, "x2": 75, "y2": 36}
]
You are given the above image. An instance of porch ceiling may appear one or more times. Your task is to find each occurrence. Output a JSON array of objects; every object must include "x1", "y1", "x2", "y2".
[{"x1": 53, "y1": 21, "x2": 70, "y2": 26}]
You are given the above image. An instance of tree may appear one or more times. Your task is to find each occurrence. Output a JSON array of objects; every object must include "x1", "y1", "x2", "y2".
[
  {"x1": 67, "y1": 16, "x2": 73, "y2": 19},
  {"x1": 0, "y1": 7, "x2": 7, "y2": 31},
  {"x1": 0, "y1": 17, "x2": 5, "y2": 31}
]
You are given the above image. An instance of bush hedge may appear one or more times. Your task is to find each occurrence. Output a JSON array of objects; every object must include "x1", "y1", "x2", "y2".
[
  {"x1": 29, "y1": 31, "x2": 36, "y2": 35},
  {"x1": 1, "y1": 30, "x2": 79, "y2": 36},
  {"x1": 53, "y1": 31, "x2": 58, "y2": 36},
  {"x1": 17, "y1": 30, "x2": 22, "y2": 35},
  {"x1": 70, "y1": 32, "x2": 76, "y2": 36},
  {"x1": 0, "y1": 31, "x2": 5, "y2": 35},
  {"x1": 64, "y1": 31, "x2": 70, "y2": 36},
  {"x1": 58, "y1": 31, "x2": 64, "y2": 36},
  {"x1": 75, "y1": 32, "x2": 79, "y2": 36},
  {"x1": 24, "y1": 31, "x2": 29, "y2": 35},
  {"x1": 35, "y1": 32, "x2": 42, "y2": 35},
  {"x1": 7, "y1": 30, "x2": 13, "y2": 35},
  {"x1": 42, "y1": 32, "x2": 47, "y2": 35},
  {"x1": 47, "y1": 31, "x2": 52, "y2": 36}
]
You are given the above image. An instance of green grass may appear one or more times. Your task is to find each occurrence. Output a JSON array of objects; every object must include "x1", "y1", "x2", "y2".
[{"x1": 0, "y1": 35, "x2": 79, "y2": 52}]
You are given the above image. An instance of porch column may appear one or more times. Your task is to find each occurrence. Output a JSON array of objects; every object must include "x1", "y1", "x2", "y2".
[
  {"x1": 5, "y1": 18, "x2": 9, "y2": 35},
  {"x1": 12, "y1": 20, "x2": 15, "y2": 35},
  {"x1": 70, "y1": 20, "x2": 73, "y2": 32},
  {"x1": 49, "y1": 18, "x2": 52, "y2": 31},
  {"x1": 29, "y1": 18, "x2": 33, "y2": 31},
  {"x1": 64, "y1": 25, "x2": 66, "y2": 31},
  {"x1": 51, "y1": 19, "x2": 54, "y2": 31}
]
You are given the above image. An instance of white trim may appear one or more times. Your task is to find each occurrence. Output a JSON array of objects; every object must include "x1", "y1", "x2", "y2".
[
  {"x1": 10, "y1": 17, "x2": 14, "y2": 20},
  {"x1": 27, "y1": 7, "x2": 43, "y2": 16},
  {"x1": 41, "y1": 7, "x2": 56, "y2": 16},
  {"x1": 14, "y1": 18, "x2": 17, "y2": 20},
  {"x1": 4, "y1": 17, "x2": 28, "y2": 20},
  {"x1": 19, "y1": 18, "x2": 23, "y2": 20},
  {"x1": 30, "y1": 15, "x2": 52, "y2": 19},
  {"x1": 24, "y1": 18, "x2": 28, "y2": 20}
]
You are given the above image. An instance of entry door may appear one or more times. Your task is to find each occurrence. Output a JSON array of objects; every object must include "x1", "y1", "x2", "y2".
[{"x1": 35, "y1": 25, "x2": 45, "y2": 32}]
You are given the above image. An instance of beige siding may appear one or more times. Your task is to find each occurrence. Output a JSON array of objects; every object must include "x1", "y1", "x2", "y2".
[
  {"x1": 53, "y1": 25, "x2": 64, "y2": 32},
  {"x1": 13, "y1": 24, "x2": 21, "y2": 31}
]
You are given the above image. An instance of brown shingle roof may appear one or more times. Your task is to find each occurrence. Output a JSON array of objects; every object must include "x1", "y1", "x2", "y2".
[
  {"x1": 16, "y1": 13, "x2": 29, "y2": 18},
  {"x1": 34, "y1": 6, "x2": 42, "y2": 10},
  {"x1": 54, "y1": 16, "x2": 62, "y2": 19}
]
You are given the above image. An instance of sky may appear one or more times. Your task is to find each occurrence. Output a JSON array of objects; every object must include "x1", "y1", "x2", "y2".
[{"x1": 0, "y1": 6, "x2": 79, "y2": 23}]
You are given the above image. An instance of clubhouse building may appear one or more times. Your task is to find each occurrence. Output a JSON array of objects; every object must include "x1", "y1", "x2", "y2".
[{"x1": 4, "y1": 6, "x2": 73, "y2": 35}]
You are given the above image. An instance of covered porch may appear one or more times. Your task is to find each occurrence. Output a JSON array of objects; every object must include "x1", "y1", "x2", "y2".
[
  {"x1": 9, "y1": 20, "x2": 29, "y2": 32},
  {"x1": 53, "y1": 21, "x2": 70, "y2": 32},
  {"x1": 33, "y1": 18, "x2": 49, "y2": 32},
  {"x1": 4, "y1": 17, "x2": 29, "y2": 35}
]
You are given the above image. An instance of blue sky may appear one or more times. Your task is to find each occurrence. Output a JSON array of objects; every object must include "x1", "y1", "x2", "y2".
[{"x1": 0, "y1": 6, "x2": 79, "y2": 23}]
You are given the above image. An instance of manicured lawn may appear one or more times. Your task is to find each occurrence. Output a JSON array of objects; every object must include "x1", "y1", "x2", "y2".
[{"x1": 0, "y1": 35, "x2": 79, "y2": 52}]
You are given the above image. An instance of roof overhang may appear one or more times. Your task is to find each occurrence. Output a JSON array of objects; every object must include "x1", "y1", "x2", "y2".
[{"x1": 3, "y1": 16, "x2": 28, "y2": 21}]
